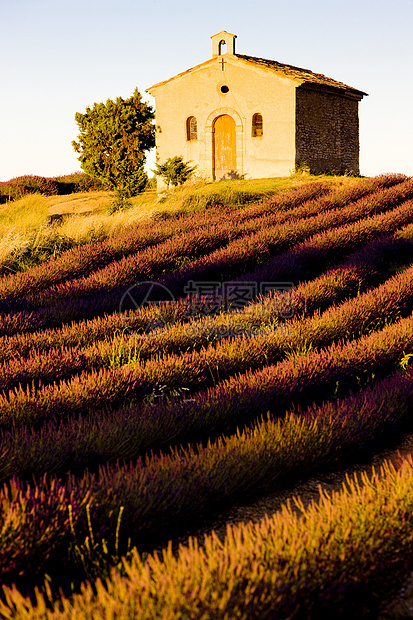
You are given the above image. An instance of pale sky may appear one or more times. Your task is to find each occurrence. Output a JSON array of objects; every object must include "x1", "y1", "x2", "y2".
[{"x1": 1, "y1": 0, "x2": 412, "y2": 181}]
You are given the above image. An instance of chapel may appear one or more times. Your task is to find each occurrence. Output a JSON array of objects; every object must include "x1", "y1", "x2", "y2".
[{"x1": 146, "y1": 31, "x2": 367, "y2": 186}]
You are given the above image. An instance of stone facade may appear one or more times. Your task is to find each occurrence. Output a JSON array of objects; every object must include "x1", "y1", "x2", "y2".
[
  {"x1": 295, "y1": 85, "x2": 361, "y2": 174},
  {"x1": 146, "y1": 32, "x2": 366, "y2": 188}
]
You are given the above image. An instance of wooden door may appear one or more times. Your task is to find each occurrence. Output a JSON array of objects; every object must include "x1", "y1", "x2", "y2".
[{"x1": 213, "y1": 114, "x2": 236, "y2": 180}]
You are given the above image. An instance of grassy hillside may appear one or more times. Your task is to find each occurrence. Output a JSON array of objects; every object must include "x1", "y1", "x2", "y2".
[
  {"x1": 1, "y1": 173, "x2": 413, "y2": 618},
  {"x1": 0, "y1": 174, "x2": 357, "y2": 274}
]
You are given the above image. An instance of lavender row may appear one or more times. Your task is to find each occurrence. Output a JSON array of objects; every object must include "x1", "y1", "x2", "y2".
[
  {"x1": 239, "y1": 172, "x2": 406, "y2": 222},
  {"x1": 70, "y1": 370, "x2": 413, "y2": 548},
  {"x1": 5, "y1": 452, "x2": 413, "y2": 619},
  {"x1": 260, "y1": 172, "x2": 407, "y2": 212},
  {"x1": 239, "y1": 197, "x2": 413, "y2": 287},
  {"x1": 0, "y1": 298, "x2": 194, "y2": 361},
  {"x1": 290, "y1": 221, "x2": 413, "y2": 317},
  {"x1": 0, "y1": 175, "x2": 406, "y2": 312},
  {"x1": 0, "y1": 223, "x2": 170, "y2": 302},
  {"x1": 137, "y1": 262, "x2": 413, "y2": 397},
  {"x1": 161, "y1": 180, "x2": 413, "y2": 296},
  {"x1": 1, "y1": 302, "x2": 412, "y2": 478},
  {"x1": 1, "y1": 176, "x2": 333, "y2": 301},
  {"x1": 0, "y1": 181, "x2": 339, "y2": 306},
  {"x1": 0, "y1": 366, "x2": 412, "y2": 592},
  {"x1": 99, "y1": 312, "x2": 413, "y2": 459},
  {"x1": 1, "y1": 182, "x2": 412, "y2": 333},
  {"x1": 0, "y1": 186, "x2": 326, "y2": 303},
  {"x1": 216, "y1": 176, "x2": 332, "y2": 218},
  {"x1": 0, "y1": 219, "x2": 265, "y2": 313},
  {"x1": 1, "y1": 243, "x2": 413, "y2": 397},
  {"x1": 227, "y1": 173, "x2": 403, "y2": 228},
  {"x1": 0, "y1": 364, "x2": 150, "y2": 429}
]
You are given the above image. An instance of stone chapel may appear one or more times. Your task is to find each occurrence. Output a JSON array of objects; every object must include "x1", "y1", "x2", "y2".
[{"x1": 146, "y1": 31, "x2": 367, "y2": 186}]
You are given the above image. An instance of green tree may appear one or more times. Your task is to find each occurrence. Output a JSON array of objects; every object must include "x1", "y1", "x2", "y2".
[
  {"x1": 154, "y1": 156, "x2": 196, "y2": 190},
  {"x1": 72, "y1": 88, "x2": 155, "y2": 208}
]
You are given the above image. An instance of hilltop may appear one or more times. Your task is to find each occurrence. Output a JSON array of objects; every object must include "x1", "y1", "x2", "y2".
[{"x1": 1, "y1": 173, "x2": 413, "y2": 618}]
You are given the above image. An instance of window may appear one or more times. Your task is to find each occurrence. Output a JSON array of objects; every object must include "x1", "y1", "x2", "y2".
[
  {"x1": 218, "y1": 39, "x2": 227, "y2": 55},
  {"x1": 252, "y1": 113, "x2": 263, "y2": 137},
  {"x1": 186, "y1": 116, "x2": 197, "y2": 141}
]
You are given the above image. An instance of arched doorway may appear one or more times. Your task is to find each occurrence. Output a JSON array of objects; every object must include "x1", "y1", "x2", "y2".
[{"x1": 213, "y1": 114, "x2": 236, "y2": 180}]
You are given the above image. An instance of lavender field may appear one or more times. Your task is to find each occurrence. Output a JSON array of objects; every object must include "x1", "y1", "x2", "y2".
[{"x1": 1, "y1": 174, "x2": 413, "y2": 618}]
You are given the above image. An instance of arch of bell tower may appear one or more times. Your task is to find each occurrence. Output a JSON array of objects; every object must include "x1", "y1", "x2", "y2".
[{"x1": 211, "y1": 30, "x2": 237, "y2": 57}]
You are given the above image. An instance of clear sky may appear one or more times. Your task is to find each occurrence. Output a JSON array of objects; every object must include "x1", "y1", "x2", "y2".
[{"x1": 1, "y1": 0, "x2": 412, "y2": 182}]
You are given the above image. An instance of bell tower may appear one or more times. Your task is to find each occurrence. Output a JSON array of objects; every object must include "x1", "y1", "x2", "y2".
[{"x1": 211, "y1": 30, "x2": 237, "y2": 57}]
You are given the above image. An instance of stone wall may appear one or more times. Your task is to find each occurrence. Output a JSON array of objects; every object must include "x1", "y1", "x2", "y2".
[{"x1": 295, "y1": 85, "x2": 360, "y2": 174}]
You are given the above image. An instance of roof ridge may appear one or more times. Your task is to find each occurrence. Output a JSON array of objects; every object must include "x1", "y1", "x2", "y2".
[
  {"x1": 147, "y1": 53, "x2": 367, "y2": 98},
  {"x1": 235, "y1": 53, "x2": 367, "y2": 96},
  {"x1": 236, "y1": 53, "x2": 317, "y2": 75}
]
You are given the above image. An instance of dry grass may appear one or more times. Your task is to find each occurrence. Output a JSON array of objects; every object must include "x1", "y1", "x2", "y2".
[
  {"x1": 47, "y1": 191, "x2": 115, "y2": 216},
  {"x1": 0, "y1": 194, "x2": 51, "y2": 272},
  {"x1": 0, "y1": 193, "x2": 49, "y2": 234},
  {"x1": 46, "y1": 174, "x2": 360, "y2": 220},
  {"x1": 155, "y1": 173, "x2": 360, "y2": 212}
]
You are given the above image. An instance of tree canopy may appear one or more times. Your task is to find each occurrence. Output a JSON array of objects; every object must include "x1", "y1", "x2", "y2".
[{"x1": 72, "y1": 88, "x2": 155, "y2": 202}]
